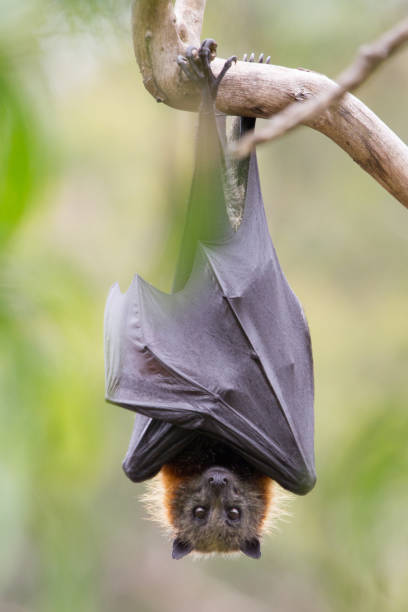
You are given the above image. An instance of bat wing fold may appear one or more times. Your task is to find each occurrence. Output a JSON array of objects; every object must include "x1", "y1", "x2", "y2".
[{"x1": 104, "y1": 114, "x2": 315, "y2": 495}]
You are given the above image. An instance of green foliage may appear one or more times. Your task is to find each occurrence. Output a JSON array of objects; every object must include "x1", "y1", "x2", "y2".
[
  {"x1": 0, "y1": 68, "x2": 43, "y2": 247},
  {"x1": 54, "y1": 0, "x2": 128, "y2": 19}
]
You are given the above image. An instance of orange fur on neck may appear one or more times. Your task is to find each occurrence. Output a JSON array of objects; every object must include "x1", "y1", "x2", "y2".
[
  {"x1": 160, "y1": 464, "x2": 186, "y2": 527},
  {"x1": 257, "y1": 475, "x2": 274, "y2": 531}
]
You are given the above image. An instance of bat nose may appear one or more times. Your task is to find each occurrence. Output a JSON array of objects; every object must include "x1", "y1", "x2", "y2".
[{"x1": 207, "y1": 468, "x2": 229, "y2": 489}]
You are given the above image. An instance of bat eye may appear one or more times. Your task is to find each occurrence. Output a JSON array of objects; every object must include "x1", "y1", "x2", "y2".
[
  {"x1": 227, "y1": 507, "x2": 241, "y2": 521},
  {"x1": 193, "y1": 506, "x2": 207, "y2": 520}
]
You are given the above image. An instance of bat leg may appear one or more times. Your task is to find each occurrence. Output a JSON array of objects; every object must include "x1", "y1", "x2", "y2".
[
  {"x1": 185, "y1": 45, "x2": 205, "y2": 80},
  {"x1": 197, "y1": 38, "x2": 218, "y2": 85},
  {"x1": 213, "y1": 55, "x2": 237, "y2": 95},
  {"x1": 198, "y1": 39, "x2": 237, "y2": 98},
  {"x1": 177, "y1": 38, "x2": 236, "y2": 100},
  {"x1": 177, "y1": 52, "x2": 200, "y2": 82},
  {"x1": 240, "y1": 51, "x2": 270, "y2": 134}
]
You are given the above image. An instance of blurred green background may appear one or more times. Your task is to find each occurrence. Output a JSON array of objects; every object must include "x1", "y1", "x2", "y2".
[{"x1": 1, "y1": 1, "x2": 408, "y2": 610}]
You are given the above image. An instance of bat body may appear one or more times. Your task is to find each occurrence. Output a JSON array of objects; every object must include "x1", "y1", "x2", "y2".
[{"x1": 105, "y1": 41, "x2": 316, "y2": 558}]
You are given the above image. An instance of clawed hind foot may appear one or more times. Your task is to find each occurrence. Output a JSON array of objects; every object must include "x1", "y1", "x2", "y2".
[{"x1": 177, "y1": 39, "x2": 237, "y2": 99}]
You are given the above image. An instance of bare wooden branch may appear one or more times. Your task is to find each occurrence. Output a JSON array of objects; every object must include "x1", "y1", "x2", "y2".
[
  {"x1": 235, "y1": 17, "x2": 408, "y2": 157},
  {"x1": 132, "y1": 0, "x2": 206, "y2": 107},
  {"x1": 131, "y1": 1, "x2": 408, "y2": 208}
]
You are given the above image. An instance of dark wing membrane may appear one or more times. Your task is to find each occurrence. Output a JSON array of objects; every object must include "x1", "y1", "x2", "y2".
[
  {"x1": 105, "y1": 111, "x2": 315, "y2": 494},
  {"x1": 172, "y1": 111, "x2": 232, "y2": 292},
  {"x1": 203, "y1": 153, "x2": 315, "y2": 490},
  {"x1": 122, "y1": 415, "x2": 198, "y2": 482},
  {"x1": 105, "y1": 239, "x2": 315, "y2": 494}
]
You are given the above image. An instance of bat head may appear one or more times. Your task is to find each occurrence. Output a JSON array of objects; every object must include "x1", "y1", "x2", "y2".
[
  {"x1": 141, "y1": 436, "x2": 289, "y2": 559},
  {"x1": 166, "y1": 465, "x2": 271, "y2": 559}
]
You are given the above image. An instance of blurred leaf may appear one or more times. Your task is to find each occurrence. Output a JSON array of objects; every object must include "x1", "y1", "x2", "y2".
[
  {"x1": 0, "y1": 63, "x2": 45, "y2": 249},
  {"x1": 326, "y1": 399, "x2": 408, "y2": 510},
  {"x1": 52, "y1": 0, "x2": 128, "y2": 26},
  {"x1": 336, "y1": 400, "x2": 408, "y2": 524}
]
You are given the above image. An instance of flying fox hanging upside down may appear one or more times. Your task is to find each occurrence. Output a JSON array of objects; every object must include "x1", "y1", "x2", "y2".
[
  {"x1": 104, "y1": 40, "x2": 315, "y2": 560},
  {"x1": 142, "y1": 47, "x2": 282, "y2": 559}
]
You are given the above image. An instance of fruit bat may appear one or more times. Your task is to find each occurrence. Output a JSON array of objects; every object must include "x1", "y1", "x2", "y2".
[{"x1": 104, "y1": 40, "x2": 316, "y2": 498}]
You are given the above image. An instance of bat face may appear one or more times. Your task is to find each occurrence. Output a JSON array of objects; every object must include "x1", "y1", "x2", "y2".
[{"x1": 168, "y1": 466, "x2": 269, "y2": 559}]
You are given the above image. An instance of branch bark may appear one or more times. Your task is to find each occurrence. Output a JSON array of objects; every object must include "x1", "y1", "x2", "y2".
[
  {"x1": 132, "y1": 0, "x2": 408, "y2": 208},
  {"x1": 132, "y1": 0, "x2": 206, "y2": 107},
  {"x1": 235, "y1": 17, "x2": 408, "y2": 156}
]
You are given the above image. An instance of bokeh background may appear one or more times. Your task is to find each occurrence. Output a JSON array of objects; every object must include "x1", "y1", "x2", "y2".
[{"x1": 1, "y1": 1, "x2": 408, "y2": 611}]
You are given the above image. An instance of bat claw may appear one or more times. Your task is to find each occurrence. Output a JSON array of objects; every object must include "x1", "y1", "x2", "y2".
[
  {"x1": 243, "y1": 52, "x2": 271, "y2": 64},
  {"x1": 186, "y1": 45, "x2": 204, "y2": 79},
  {"x1": 177, "y1": 39, "x2": 236, "y2": 100},
  {"x1": 177, "y1": 55, "x2": 198, "y2": 82},
  {"x1": 186, "y1": 45, "x2": 198, "y2": 60},
  {"x1": 214, "y1": 54, "x2": 237, "y2": 92}
]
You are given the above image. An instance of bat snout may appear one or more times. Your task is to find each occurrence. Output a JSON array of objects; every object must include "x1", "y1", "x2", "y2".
[{"x1": 206, "y1": 467, "x2": 230, "y2": 490}]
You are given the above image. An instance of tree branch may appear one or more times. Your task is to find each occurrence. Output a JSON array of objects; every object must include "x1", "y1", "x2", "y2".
[
  {"x1": 234, "y1": 17, "x2": 408, "y2": 156},
  {"x1": 131, "y1": 1, "x2": 408, "y2": 208},
  {"x1": 132, "y1": 0, "x2": 206, "y2": 107}
]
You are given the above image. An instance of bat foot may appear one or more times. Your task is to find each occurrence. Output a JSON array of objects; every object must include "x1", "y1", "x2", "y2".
[
  {"x1": 178, "y1": 39, "x2": 237, "y2": 100},
  {"x1": 242, "y1": 52, "x2": 271, "y2": 64}
]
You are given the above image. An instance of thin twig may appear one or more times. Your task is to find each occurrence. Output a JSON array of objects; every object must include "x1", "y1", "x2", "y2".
[{"x1": 233, "y1": 17, "x2": 408, "y2": 158}]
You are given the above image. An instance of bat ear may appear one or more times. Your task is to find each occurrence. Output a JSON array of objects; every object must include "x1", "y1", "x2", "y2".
[
  {"x1": 240, "y1": 537, "x2": 261, "y2": 559},
  {"x1": 172, "y1": 537, "x2": 193, "y2": 560}
]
